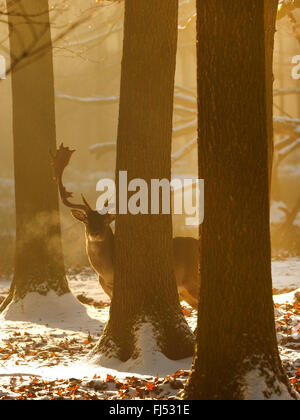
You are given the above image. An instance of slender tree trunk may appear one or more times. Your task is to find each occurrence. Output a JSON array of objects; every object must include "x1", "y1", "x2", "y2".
[
  {"x1": 183, "y1": 0, "x2": 297, "y2": 400},
  {"x1": 265, "y1": 0, "x2": 278, "y2": 192},
  {"x1": 93, "y1": 0, "x2": 194, "y2": 362},
  {"x1": 0, "y1": 0, "x2": 69, "y2": 312}
]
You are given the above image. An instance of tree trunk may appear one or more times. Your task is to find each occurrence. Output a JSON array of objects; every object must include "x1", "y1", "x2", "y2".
[
  {"x1": 265, "y1": 0, "x2": 278, "y2": 191},
  {"x1": 0, "y1": 0, "x2": 69, "y2": 312},
  {"x1": 93, "y1": 0, "x2": 194, "y2": 362},
  {"x1": 183, "y1": 0, "x2": 297, "y2": 400}
]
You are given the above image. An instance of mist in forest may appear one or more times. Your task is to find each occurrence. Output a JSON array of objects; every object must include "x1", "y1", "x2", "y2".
[
  {"x1": 0, "y1": 0, "x2": 299, "y2": 402},
  {"x1": 0, "y1": 0, "x2": 299, "y2": 273}
]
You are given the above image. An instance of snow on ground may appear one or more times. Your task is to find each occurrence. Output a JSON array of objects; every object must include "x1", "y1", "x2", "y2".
[
  {"x1": 272, "y1": 259, "x2": 300, "y2": 293},
  {"x1": 90, "y1": 321, "x2": 193, "y2": 377},
  {"x1": 0, "y1": 260, "x2": 299, "y2": 400},
  {"x1": 273, "y1": 289, "x2": 300, "y2": 396},
  {"x1": 243, "y1": 367, "x2": 296, "y2": 401}
]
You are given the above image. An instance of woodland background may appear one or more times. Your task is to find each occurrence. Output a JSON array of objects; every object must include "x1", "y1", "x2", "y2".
[{"x1": 0, "y1": 0, "x2": 299, "y2": 277}]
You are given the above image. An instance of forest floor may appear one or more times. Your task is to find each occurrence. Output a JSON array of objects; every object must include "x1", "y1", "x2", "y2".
[{"x1": 0, "y1": 259, "x2": 299, "y2": 400}]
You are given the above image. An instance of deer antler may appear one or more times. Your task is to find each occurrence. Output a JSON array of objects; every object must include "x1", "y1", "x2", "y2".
[{"x1": 51, "y1": 143, "x2": 92, "y2": 212}]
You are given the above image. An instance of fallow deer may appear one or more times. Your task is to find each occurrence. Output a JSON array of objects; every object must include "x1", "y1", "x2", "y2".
[{"x1": 51, "y1": 144, "x2": 200, "y2": 309}]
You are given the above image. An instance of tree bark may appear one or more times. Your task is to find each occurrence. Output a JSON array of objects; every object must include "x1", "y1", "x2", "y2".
[
  {"x1": 0, "y1": 0, "x2": 69, "y2": 312},
  {"x1": 265, "y1": 0, "x2": 278, "y2": 191},
  {"x1": 183, "y1": 0, "x2": 297, "y2": 400},
  {"x1": 93, "y1": 0, "x2": 194, "y2": 362}
]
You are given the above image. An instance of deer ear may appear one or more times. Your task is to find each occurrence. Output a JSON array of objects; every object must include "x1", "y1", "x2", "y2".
[
  {"x1": 104, "y1": 213, "x2": 116, "y2": 226},
  {"x1": 71, "y1": 209, "x2": 88, "y2": 224}
]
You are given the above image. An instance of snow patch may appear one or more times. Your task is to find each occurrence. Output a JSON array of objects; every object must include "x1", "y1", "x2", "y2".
[
  {"x1": 2, "y1": 291, "x2": 98, "y2": 327},
  {"x1": 272, "y1": 259, "x2": 300, "y2": 292},
  {"x1": 273, "y1": 288, "x2": 300, "y2": 305},
  {"x1": 0, "y1": 266, "x2": 299, "y2": 399},
  {"x1": 243, "y1": 368, "x2": 295, "y2": 400},
  {"x1": 91, "y1": 322, "x2": 193, "y2": 377},
  {"x1": 66, "y1": 268, "x2": 110, "y2": 304}
]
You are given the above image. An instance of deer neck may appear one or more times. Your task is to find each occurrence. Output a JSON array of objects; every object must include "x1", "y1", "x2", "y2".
[{"x1": 86, "y1": 227, "x2": 114, "y2": 277}]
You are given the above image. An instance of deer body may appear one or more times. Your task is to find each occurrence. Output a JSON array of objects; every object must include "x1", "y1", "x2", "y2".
[
  {"x1": 51, "y1": 144, "x2": 200, "y2": 310},
  {"x1": 85, "y1": 225, "x2": 199, "y2": 309},
  {"x1": 86, "y1": 227, "x2": 114, "y2": 299}
]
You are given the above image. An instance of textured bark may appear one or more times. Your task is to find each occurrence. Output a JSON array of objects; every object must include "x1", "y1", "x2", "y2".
[
  {"x1": 93, "y1": 0, "x2": 194, "y2": 361},
  {"x1": 183, "y1": 0, "x2": 297, "y2": 400},
  {"x1": 265, "y1": 0, "x2": 278, "y2": 190},
  {"x1": 0, "y1": 0, "x2": 69, "y2": 311}
]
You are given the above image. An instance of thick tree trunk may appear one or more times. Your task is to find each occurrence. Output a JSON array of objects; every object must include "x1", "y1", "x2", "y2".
[
  {"x1": 183, "y1": 0, "x2": 297, "y2": 400},
  {"x1": 0, "y1": 0, "x2": 69, "y2": 312},
  {"x1": 93, "y1": 0, "x2": 194, "y2": 362}
]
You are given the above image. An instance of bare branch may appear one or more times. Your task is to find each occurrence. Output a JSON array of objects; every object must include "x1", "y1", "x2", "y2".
[
  {"x1": 277, "y1": 0, "x2": 300, "y2": 20},
  {"x1": 1, "y1": 14, "x2": 90, "y2": 79},
  {"x1": 173, "y1": 118, "x2": 197, "y2": 137},
  {"x1": 277, "y1": 138, "x2": 300, "y2": 163},
  {"x1": 273, "y1": 88, "x2": 300, "y2": 96},
  {"x1": 172, "y1": 137, "x2": 197, "y2": 163},
  {"x1": 56, "y1": 91, "x2": 119, "y2": 104}
]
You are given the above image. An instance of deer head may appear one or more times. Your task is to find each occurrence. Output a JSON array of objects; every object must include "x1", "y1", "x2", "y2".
[{"x1": 51, "y1": 143, "x2": 115, "y2": 242}]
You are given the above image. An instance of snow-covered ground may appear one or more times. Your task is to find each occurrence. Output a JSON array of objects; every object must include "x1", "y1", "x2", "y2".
[
  {"x1": 0, "y1": 260, "x2": 299, "y2": 400},
  {"x1": 272, "y1": 259, "x2": 300, "y2": 293}
]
